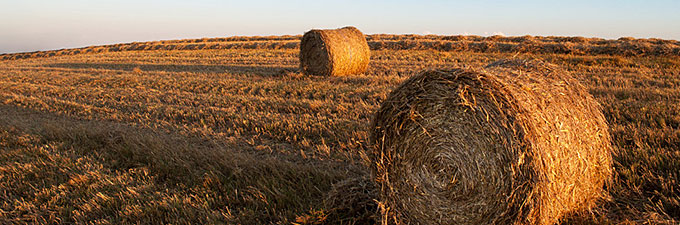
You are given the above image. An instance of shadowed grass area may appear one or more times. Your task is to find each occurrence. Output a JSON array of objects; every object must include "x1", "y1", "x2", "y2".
[
  {"x1": 0, "y1": 105, "x2": 353, "y2": 224},
  {"x1": 44, "y1": 63, "x2": 297, "y2": 76}
]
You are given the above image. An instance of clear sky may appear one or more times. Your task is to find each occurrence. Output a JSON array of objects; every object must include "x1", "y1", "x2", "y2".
[{"x1": 1, "y1": 0, "x2": 679, "y2": 54}]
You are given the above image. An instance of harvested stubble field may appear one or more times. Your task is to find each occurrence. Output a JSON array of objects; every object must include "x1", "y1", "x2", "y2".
[{"x1": 0, "y1": 35, "x2": 678, "y2": 224}]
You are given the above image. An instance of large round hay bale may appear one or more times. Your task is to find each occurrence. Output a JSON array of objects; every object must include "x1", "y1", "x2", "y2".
[
  {"x1": 369, "y1": 59, "x2": 612, "y2": 225},
  {"x1": 299, "y1": 26, "x2": 370, "y2": 76}
]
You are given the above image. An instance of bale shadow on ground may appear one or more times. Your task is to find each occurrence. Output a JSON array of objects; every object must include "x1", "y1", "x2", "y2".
[{"x1": 45, "y1": 63, "x2": 299, "y2": 77}]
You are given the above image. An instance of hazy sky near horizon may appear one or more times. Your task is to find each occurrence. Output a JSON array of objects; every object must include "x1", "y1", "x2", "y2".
[{"x1": 1, "y1": 0, "x2": 679, "y2": 54}]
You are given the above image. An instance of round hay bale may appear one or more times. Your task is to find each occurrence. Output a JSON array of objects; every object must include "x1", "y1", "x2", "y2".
[
  {"x1": 299, "y1": 26, "x2": 370, "y2": 76},
  {"x1": 369, "y1": 59, "x2": 612, "y2": 225}
]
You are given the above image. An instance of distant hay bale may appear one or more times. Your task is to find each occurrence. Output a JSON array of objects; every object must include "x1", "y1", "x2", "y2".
[
  {"x1": 370, "y1": 59, "x2": 613, "y2": 225},
  {"x1": 299, "y1": 26, "x2": 370, "y2": 76}
]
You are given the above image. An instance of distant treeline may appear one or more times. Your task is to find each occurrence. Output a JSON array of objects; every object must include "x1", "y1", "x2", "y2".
[{"x1": 2, "y1": 34, "x2": 679, "y2": 60}]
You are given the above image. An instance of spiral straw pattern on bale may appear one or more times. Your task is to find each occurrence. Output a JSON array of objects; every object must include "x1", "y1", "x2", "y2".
[
  {"x1": 370, "y1": 59, "x2": 613, "y2": 225},
  {"x1": 299, "y1": 26, "x2": 371, "y2": 76}
]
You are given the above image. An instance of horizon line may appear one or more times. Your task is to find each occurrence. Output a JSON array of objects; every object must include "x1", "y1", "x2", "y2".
[{"x1": 2, "y1": 32, "x2": 678, "y2": 55}]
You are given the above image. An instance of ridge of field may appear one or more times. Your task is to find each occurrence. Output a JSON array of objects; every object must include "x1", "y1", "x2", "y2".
[
  {"x1": 2, "y1": 34, "x2": 680, "y2": 60},
  {"x1": 0, "y1": 35, "x2": 679, "y2": 224}
]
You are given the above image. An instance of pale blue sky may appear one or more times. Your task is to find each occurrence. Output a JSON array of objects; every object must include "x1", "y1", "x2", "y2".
[{"x1": 1, "y1": 0, "x2": 679, "y2": 54}]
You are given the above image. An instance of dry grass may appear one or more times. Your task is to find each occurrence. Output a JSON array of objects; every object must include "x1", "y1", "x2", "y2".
[{"x1": 0, "y1": 35, "x2": 678, "y2": 224}]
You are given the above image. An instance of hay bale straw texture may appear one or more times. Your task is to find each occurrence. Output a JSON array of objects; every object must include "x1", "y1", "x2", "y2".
[
  {"x1": 299, "y1": 26, "x2": 370, "y2": 76},
  {"x1": 370, "y1": 59, "x2": 613, "y2": 225}
]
